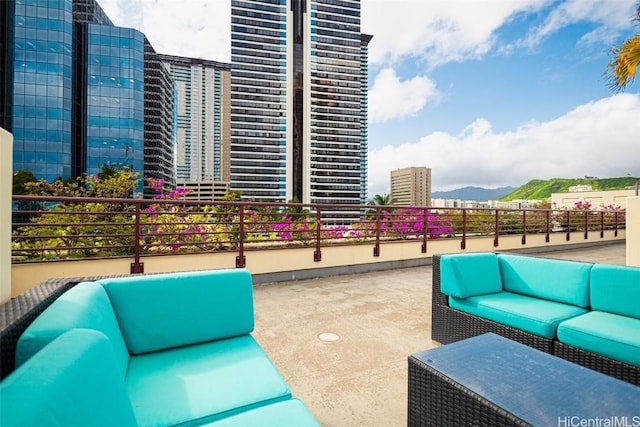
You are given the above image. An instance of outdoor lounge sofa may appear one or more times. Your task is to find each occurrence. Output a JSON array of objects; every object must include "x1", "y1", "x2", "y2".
[
  {"x1": 0, "y1": 269, "x2": 320, "y2": 427},
  {"x1": 431, "y1": 252, "x2": 640, "y2": 386}
]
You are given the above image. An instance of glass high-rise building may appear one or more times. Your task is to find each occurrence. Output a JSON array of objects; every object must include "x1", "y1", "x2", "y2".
[
  {"x1": 1, "y1": 0, "x2": 174, "y2": 196},
  {"x1": 4, "y1": 0, "x2": 75, "y2": 181},
  {"x1": 230, "y1": 0, "x2": 371, "y2": 220},
  {"x1": 159, "y1": 54, "x2": 231, "y2": 185},
  {"x1": 84, "y1": 25, "x2": 145, "y2": 179}
]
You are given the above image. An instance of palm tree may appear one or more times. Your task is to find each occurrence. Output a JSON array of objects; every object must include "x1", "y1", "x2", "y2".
[
  {"x1": 605, "y1": 3, "x2": 640, "y2": 91},
  {"x1": 369, "y1": 193, "x2": 395, "y2": 206}
]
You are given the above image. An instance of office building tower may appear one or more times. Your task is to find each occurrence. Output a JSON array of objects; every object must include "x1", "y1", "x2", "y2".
[
  {"x1": 159, "y1": 55, "x2": 231, "y2": 193},
  {"x1": 390, "y1": 167, "x2": 432, "y2": 207},
  {"x1": 360, "y1": 33, "x2": 372, "y2": 206},
  {"x1": 83, "y1": 24, "x2": 145, "y2": 182},
  {"x1": 144, "y1": 42, "x2": 176, "y2": 193},
  {"x1": 230, "y1": 0, "x2": 371, "y2": 220},
  {"x1": 0, "y1": 0, "x2": 174, "y2": 196},
  {"x1": 2, "y1": 0, "x2": 76, "y2": 181}
]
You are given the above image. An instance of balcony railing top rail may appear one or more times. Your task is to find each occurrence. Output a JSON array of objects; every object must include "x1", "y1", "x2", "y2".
[{"x1": 11, "y1": 195, "x2": 626, "y2": 273}]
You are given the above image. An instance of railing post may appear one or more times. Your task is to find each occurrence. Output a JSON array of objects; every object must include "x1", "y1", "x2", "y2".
[
  {"x1": 521, "y1": 210, "x2": 527, "y2": 245},
  {"x1": 421, "y1": 208, "x2": 428, "y2": 253},
  {"x1": 600, "y1": 211, "x2": 605, "y2": 238},
  {"x1": 130, "y1": 203, "x2": 144, "y2": 274},
  {"x1": 583, "y1": 211, "x2": 589, "y2": 240},
  {"x1": 614, "y1": 211, "x2": 619, "y2": 237},
  {"x1": 461, "y1": 209, "x2": 466, "y2": 250},
  {"x1": 314, "y1": 208, "x2": 322, "y2": 262},
  {"x1": 373, "y1": 208, "x2": 380, "y2": 257},
  {"x1": 565, "y1": 211, "x2": 571, "y2": 241},
  {"x1": 236, "y1": 205, "x2": 246, "y2": 268},
  {"x1": 493, "y1": 210, "x2": 499, "y2": 247},
  {"x1": 545, "y1": 210, "x2": 550, "y2": 243}
]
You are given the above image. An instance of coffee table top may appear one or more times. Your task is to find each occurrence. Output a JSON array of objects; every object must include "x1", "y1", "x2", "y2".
[{"x1": 411, "y1": 333, "x2": 640, "y2": 425}]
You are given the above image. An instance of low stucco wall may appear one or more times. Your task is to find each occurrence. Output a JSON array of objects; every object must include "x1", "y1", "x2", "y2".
[
  {"x1": 11, "y1": 229, "x2": 625, "y2": 297},
  {"x1": 1, "y1": 128, "x2": 13, "y2": 304}
]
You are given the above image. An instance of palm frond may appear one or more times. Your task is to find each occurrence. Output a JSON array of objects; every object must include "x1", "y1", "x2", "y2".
[
  {"x1": 604, "y1": 3, "x2": 640, "y2": 91},
  {"x1": 605, "y1": 34, "x2": 640, "y2": 91}
]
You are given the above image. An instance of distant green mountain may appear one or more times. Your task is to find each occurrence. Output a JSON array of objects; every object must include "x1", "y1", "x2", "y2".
[
  {"x1": 501, "y1": 177, "x2": 640, "y2": 201},
  {"x1": 432, "y1": 186, "x2": 516, "y2": 201}
]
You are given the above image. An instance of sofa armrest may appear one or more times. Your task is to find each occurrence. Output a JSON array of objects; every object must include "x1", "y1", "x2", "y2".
[
  {"x1": 432, "y1": 254, "x2": 448, "y2": 307},
  {"x1": 15, "y1": 282, "x2": 130, "y2": 376},
  {"x1": 99, "y1": 269, "x2": 255, "y2": 354},
  {"x1": 0, "y1": 278, "x2": 80, "y2": 379},
  {"x1": 1, "y1": 329, "x2": 137, "y2": 427}
]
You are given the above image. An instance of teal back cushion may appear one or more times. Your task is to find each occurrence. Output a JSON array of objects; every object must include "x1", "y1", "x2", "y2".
[
  {"x1": 15, "y1": 282, "x2": 129, "y2": 376},
  {"x1": 1, "y1": 329, "x2": 137, "y2": 427},
  {"x1": 100, "y1": 269, "x2": 255, "y2": 354},
  {"x1": 440, "y1": 253, "x2": 502, "y2": 298},
  {"x1": 498, "y1": 254, "x2": 591, "y2": 307},
  {"x1": 591, "y1": 264, "x2": 640, "y2": 319}
]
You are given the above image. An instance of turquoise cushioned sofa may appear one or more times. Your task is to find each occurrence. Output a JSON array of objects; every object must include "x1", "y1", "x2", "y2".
[
  {"x1": 432, "y1": 252, "x2": 640, "y2": 385},
  {"x1": 442, "y1": 252, "x2": 591, "y2": 339},
  {"x1": 557, "y1": 263, "x2": 640, "y2": 369},
  {"x1": 1, "y1": 269, "x2": 320, "y2": 427}
]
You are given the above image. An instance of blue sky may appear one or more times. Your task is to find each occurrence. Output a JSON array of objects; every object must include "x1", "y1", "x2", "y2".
[{"x1": 100, "y1": 0, "x2": 640, "y2": 196}]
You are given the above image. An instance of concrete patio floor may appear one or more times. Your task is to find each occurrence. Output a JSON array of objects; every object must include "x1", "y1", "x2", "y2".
[{"x1": 251, "y1": 242, "x2": 628, "y2": 427}]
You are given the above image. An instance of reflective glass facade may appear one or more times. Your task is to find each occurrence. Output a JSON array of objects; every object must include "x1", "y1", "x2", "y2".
[
  {"x1": 85, "y1": 24, "x2": 144, "y2": 177},
  {"x1": 10, "y1": 0, "x2": 74, "y2": 181},
  {"x1": 230, "y1": 0, "x2": 370, "y2": 220}
]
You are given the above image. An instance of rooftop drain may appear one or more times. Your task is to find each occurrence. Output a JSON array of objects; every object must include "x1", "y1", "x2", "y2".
[{"x1": 318, "y1": 332, "x2": 340, "y2": 342}]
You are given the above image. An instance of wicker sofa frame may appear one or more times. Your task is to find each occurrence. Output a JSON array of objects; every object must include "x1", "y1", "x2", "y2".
[
  {"x1": 0, "y1": 274, "x2": 127, "y2": 379},
  {"x1": 431, "y1": 253, "x2": 640, "y2": 386}
]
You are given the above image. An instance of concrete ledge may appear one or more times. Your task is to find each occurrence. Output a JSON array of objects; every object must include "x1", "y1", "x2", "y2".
[{"x1": 253, "y1": 240, "x2": 624, "y2": 285}]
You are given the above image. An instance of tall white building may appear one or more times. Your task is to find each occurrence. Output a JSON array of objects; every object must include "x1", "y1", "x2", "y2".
[
  {"x1": 230, "y1": 0, "x2": 371, "y2": 220},
  {"x1": 159, "y1": 54, "x2": 231, "y2": 183}
]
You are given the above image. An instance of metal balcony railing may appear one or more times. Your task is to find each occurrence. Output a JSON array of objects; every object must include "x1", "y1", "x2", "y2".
[{"x1": 11, "y1": 195, "x2": 626, "y2": 273}]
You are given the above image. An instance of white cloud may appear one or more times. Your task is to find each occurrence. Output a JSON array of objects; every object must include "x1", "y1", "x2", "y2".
[
  {"x1": 362, "y1": 0, "x2": 550, "y2": 68},
  {"x1": 457, "y1": 118, "x2": 493, "y2": 140},
  {"x1": 368, "y1": 69, "x2": 438, "y2": 123},
  {"x1": 506, "y1": 0, "x2": 637, "y2": 52},
  {"x1": 368, "y1": 94, "x2": 640, "y2": 196},
  {"x1": 99, "y1": 0, "x2": 230, "y2": 61}
]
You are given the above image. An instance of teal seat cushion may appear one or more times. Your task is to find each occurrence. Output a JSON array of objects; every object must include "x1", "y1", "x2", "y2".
[
  {"x1": 590, "y1": 264, "x2": 640, "y2": 319},
  {"x1": 558, "y1": 311, "x2": 640, "y2": 368},
  {"x1": 449, "y1": 291, "x2": 588, "y2": 338},
  {"x1": 100, "y1": 269, "x2": 255, "y2": 354},
  {"x1": 125, "y1": 334, "x2": 291, "y2": 427},
  {"x1": 199, "y1": 399, "x2": 321, "y2": 427},
  {"x1": 440, "y1": 253, "x2": 502, "y2": 298},
  {"x1": 15, "y1": 281, "x2": 129, "y2": 376},
  {"x1": 1, "y1": 329, "x2": 137, "y2": 427},
  {"x1": 498, "y1": 254, "x2": 591, "y2": 307}
]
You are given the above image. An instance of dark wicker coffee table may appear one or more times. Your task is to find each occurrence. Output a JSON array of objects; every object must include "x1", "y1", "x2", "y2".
[{"x1": 408, "y1": 333, "x2": 640, "y2": 426}]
